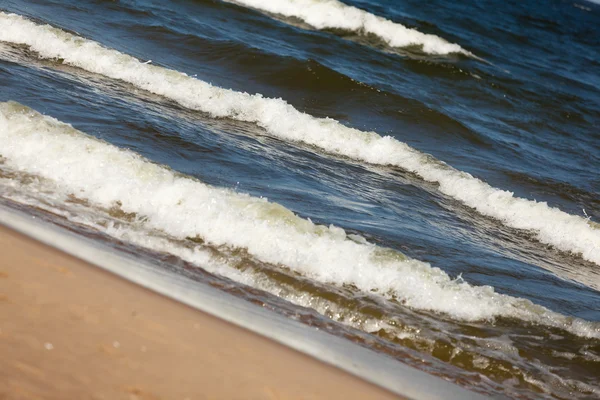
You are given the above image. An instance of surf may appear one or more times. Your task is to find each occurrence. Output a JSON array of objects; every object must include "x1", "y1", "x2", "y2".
[
  {"x1": 1, "y1": 101, "x2": 599, "y2": 340},
  {"x1": 0, "y1": 11, "x2": 598, "y2": 269},
  {"x1": 224, "y1": 0, "x2": 473, "y2": 56}
]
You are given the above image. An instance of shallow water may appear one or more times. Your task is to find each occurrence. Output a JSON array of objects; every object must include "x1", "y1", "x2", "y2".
[{"x1": 0, "y1": 0, "x2": 599, "y2": 398}]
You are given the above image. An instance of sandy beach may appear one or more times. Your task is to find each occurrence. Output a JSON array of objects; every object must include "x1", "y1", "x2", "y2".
[
  {"x1": 2, "y1": 0, "x2": 598, "y2": 396},
  {"x1": 0, "y1": 224, "x2": 400, "y2": 400}
]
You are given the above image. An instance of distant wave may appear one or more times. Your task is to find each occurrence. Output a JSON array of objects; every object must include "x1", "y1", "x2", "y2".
[
  {"x1": 1, "y1": 12, "x2": 599, "y2": 268},
  {"x1": 225, "y1": 0, "x2": 472, "y2": 56},
  {"x1": 1, "y1": 101, "x2": 599, "y2": 338}
]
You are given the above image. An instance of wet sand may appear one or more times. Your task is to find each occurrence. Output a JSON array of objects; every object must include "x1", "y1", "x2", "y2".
[{"x1": 0, "y1": 225, "x2": 399, "y2": 400}]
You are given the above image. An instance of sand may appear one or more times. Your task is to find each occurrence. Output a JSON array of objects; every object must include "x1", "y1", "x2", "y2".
[{"x1": 0, "y1": 224, "x2": 400, "y2": 400}]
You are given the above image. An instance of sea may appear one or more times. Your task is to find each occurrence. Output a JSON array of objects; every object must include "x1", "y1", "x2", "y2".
[{"x1": 0, "y1": 0, "x2": 599, "y2": 398}]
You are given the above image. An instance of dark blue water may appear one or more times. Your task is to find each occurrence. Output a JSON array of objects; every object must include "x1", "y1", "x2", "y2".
[{"x1": 1, "y1": 0, "x2": 599, "y2": 397}]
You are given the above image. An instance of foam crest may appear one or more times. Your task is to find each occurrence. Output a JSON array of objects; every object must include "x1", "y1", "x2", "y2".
[
  {"x1": 1, "y1": 102, "x2": 599, "y2": 339},
  {"x1": 1, "y1": 12, "x2": 599, "y2": 267},
  {"x1": 226, "y1": 0, "x2": 471, "y2": 55}
]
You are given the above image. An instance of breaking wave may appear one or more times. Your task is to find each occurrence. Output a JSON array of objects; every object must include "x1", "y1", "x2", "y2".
[
  {"x1": 1, "y1": 101, "x2": 599, "y2": 339},
  {"x1": 0, "y1": 12, "x2": 598, "y2": 268},
  {"x1": 226, "y1": 0, "x2": 472, "y2": 56}
]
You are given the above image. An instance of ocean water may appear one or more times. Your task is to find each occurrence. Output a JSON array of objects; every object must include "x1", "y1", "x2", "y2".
[{"x1": 0, "y1": 0, "x2": 599, "y2": 397}]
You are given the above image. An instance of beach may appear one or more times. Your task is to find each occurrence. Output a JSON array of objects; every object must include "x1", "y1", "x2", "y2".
[
  {"x1": 0, "y1": 225, "x2": 399, "y2": 400},
  {"x1": 1, "y1": 0, "x2": 599, "y2": 397}
]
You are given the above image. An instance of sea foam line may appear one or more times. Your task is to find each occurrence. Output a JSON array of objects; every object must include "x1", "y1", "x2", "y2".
[
  {"x1": 0, "y1": 12, "x2": 598, "y2": 267},
  {"x1": 226, "y1": 0, "x2": 472, "y2": 56},
  {"x1": 1, "y1": 101, "x2": 599, "y2": 339}
]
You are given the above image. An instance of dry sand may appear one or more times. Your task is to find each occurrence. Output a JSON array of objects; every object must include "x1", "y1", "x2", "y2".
[{"x1": 0, "y1": 225, "x2": 399, "y2": 400}]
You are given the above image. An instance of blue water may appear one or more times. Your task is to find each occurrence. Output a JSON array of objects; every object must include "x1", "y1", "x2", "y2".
[{"x1": 1, "y1": 0, "x2": 599, "y2": 397}]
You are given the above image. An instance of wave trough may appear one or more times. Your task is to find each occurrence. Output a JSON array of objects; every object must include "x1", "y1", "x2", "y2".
[
  {"x1": 226, "y1": 0, "x2": 472, "y2": 56},
  {"x1": 1, "y1": 101, "x2": 599, "y2": 339},
  {"x1": 0, "y1": 12, "x2": 599, "y2": 268}
]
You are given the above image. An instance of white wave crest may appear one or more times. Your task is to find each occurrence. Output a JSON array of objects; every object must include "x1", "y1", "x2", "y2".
[
  {"x1": 1, "y1": 101, "x2": 599, "y2": 339},
  {"x1": 226, "y1": 0, "x2": 471, "y2": 55},
  {"x1": 0, "y1": 12, "x2": 598, "y2": 268}
]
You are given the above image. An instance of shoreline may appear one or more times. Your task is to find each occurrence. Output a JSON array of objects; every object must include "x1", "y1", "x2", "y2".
[
  {"x1": 0, "y1": 224, "x2": 399, "y2": 399},
  {"x1": 0, "y1": 203, "x2": 483, "y2": 399}
]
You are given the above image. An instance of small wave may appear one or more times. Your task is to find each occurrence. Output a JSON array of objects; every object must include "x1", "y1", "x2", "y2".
[
  {"x1": 224, "y1": 0, "x2": 472, "y2": 56},
  {"x1": 2, "y1": 178, "x2": 589, "y2": 399},
  {"x1": 1, "y1": 12, "x2": 599, "y2": 268},
  {"x1": 1, "y1": 101, "x2": 599, "y2": 339}
]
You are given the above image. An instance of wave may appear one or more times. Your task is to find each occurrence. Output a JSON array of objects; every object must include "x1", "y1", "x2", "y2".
[
  {"x1": 1, "y1": 101, "x2": 599, "y2": 340},
  {"x1": 224, "y1": 0, "x2": 472, "y2": 56},
  {"x1": 1, "y1": 12, "x2": 599, "y2": 268}
]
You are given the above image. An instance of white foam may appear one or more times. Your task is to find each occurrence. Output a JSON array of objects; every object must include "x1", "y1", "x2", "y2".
[
  {"x1": 1, "y1": 102, "x2": 599, "y2": 339},
  {"x1": 226, "y1": 0, "x2": 471, "y2": 55},
  {"x1": 0, "y1": 12, "x2": 599, "y2": 268}
]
